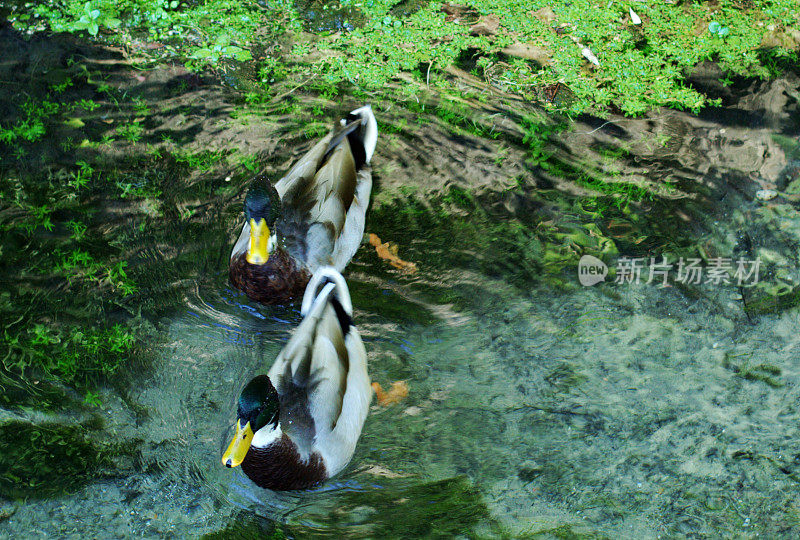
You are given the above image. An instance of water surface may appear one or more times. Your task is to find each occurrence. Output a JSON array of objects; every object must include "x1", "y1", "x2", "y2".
[{"x1": 2, "y1": 29, "x2": 800, "y2": 538}]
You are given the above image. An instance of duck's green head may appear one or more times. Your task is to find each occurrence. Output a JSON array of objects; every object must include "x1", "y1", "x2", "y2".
[
  {"x1": 222, "y1": 375, "x2": 280, "y2": 468},
  {"x1": 244, "y1": 176, "x2": 281, "y2": 265}
]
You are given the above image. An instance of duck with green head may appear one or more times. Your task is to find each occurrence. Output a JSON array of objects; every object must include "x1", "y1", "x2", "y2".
[
  {"x1": 229, "y1": 105, "x2": 378, "y2": 305},
  {"x1": 222, "y1": 267, "x2": 372, "y2": 490}
]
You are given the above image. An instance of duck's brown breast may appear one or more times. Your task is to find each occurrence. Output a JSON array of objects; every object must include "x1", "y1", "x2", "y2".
[
  {"x1": 241, "y1": 433, "x2": 328, "y2": 491},
  {"x1": 229, "y1": 250, "x2": 311, "y2": 305}
]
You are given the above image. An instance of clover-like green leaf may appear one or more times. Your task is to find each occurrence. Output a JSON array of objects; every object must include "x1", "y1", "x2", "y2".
[
  {"x1": 234, "y1": 48, "x2": 252, "y2": 61},
  {"x1": 191, "y1": 48, "x2": 212, "y2": 59}
]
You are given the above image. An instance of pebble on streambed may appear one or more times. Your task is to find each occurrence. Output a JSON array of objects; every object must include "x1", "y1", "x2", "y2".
[{"x1": 755, "y1": 189, "x2": 778, "y2": 201}]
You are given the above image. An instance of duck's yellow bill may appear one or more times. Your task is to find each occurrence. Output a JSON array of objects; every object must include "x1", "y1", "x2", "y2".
[
  {"x1": 222, "y1": 419, "x2": 254, "y2": 468},
  {"x1": 246, "y1": 218, "x2": 270, "y2": 265}
]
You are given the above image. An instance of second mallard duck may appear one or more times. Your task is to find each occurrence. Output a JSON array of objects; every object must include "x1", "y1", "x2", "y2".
[
  {"x1": 229, "y1": 105, "x2": 378, "y2": 304},
  {"x1": 222, "y1": 267, "x2": 371, "y2": 490}
]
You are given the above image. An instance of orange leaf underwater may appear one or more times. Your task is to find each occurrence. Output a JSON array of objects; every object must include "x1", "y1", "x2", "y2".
[
  {"x1": 368, "y1": 234, "x2": 418, "y2": 274},
  {"x1": 372, "y1": 381, "x2": 409, "y2": 406}
]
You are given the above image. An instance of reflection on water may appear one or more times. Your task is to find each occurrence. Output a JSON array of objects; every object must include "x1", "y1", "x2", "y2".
[
  {"x1": 2, "y1": 31, "x2": 800, "y2": 538},
  {"x1": 6, "y1": 183, "x2": 800, "y2": 537}
]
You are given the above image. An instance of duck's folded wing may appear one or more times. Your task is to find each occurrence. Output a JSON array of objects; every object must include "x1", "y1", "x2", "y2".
[
  {"x1": 330, "y1": 166, "x2": 371, "y2": 271},
  {"x1": 312, "y1": 325, "x2": 371, "y2": 476},
  {"x1": 230, "y1": 219, "x2": 251, "y2": 260},
  {"x1": 274, "y1": 135, "x2": 332, "y2": 202},
  {"x1": 305, "y1": 308, "x2": 348, "y2": 437},
  {"x1": 267, "y1": 294, "x2": 325, "y2": 390},
  {"x1": 298, "y1": 140, "x2": 359, "y2": 269},
  {"x1": 269, "y1": 282, "x2": 340, "y2": 388}
]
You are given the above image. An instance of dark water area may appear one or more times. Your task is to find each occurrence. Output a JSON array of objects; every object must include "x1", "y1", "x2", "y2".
[{"x1": 2, "y1": 22, "x2": 800, "y2": 538}]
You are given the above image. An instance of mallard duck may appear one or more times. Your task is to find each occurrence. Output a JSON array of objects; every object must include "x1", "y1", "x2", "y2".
[
  {"x1": 222, "y1": 267, "x2": 372, "y2": 490},
  {"x1": 229, "y1": 105, "x2": 378, "y2": 304}
]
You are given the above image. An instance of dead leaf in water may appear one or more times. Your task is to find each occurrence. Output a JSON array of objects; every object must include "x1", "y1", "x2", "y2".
[
  {"x1": 369, "y1": 233, "x2": 418, "y2": 274},
  {"x1": 372, "y1": 381, "x2": 409, "y2": 406}
]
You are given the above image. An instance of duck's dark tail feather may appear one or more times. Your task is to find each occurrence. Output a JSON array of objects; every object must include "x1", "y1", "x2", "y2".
[{"x1": 322, "y1": 105, "x2": 378, "y2": 170}]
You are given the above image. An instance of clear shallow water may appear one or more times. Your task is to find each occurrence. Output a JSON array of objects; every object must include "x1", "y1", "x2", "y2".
[
  {"x1": 5, "y1": 229, "x2": 800, "y2": 538},
  {"x1": 2, "y1": 30, "x2": 800, "y2": 537}
]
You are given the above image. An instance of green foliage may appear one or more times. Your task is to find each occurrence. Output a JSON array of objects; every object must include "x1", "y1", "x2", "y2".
[
  {"x1": 71, "y1": 1, "x2": 122, "y2": 36},
  {"x1": 310, "y1": 0, "x2": 798, "y2": 115},
  {"x1": 3, "y1": 323, "x2": 135, "y2": 381},
  {"x1": 203, "y1": 513, "x2": 286, "y2": 540},
  {"x1": 83, "y1": 390, "x2": 102, "y2": 406},
  {"x1": 172, "y1": 148, "x2": 229, "y2": 172},
  {"x1": 6, "y1": 0, "x2": 799, "y2": 114},
  {"x1": 10, "y1": 0, "x2": 277, "y2": 68},
  {"x1": 281, "y1": 476, "x2": 497, "y2": 538},
  {"x1": 1, "y1": 146, "x2": 140, "y2": 383},
  {"x1": 117, "y1": 120, "x2": 144, "y2": 143},
  {"x1": 190, "y1": 34, "x2": 252, "y2": 64},
  {"x1": 0, "y1": 98, "x2": 58, "y2": 144}
]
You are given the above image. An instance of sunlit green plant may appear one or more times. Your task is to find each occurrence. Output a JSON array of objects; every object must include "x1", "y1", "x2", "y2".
[
  {"x1": 70, "y1": 1, "x2": 121, "y2": 36},
  {"x1": 117, "y1": 121, "x2": 144, "y2": 143},
  {"x1": 190, "y1": 34, "x2": 253, "y2": 64},
  {"x1": 708, "y1": 22, "x2": 731, "y2": 38},
  {"x1": 8, "y1": 0, "x2": 799, "y2": 115}
]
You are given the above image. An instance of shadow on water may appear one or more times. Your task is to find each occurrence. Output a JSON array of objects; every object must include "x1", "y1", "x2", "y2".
[{"x1": 2, "y1": 21, "x2": 800, "y2": 539}]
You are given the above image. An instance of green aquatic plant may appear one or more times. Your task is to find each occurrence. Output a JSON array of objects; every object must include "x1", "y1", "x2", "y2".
[
  {"x1": 0, "y1": 98, "x2": 58, "y2": 144},
  {"x1": 436, "y1": 99, "x2": 501, "y2": 139},
  {"x1": 69, "y1": 160, "x2": 94, "y2": 191},
  {"x1": 203, "y1": 514, "x2": 286, "y2": 539},
  {"x1": 740, "y1": 363, "x2": 783, "y2": 388},
  {"x1": 238, "y1": 153, "x2": 259, "y2": 173},
  {"x1": 172, "y1": 148, "x2": 230, "y2": 172},
  {"x1": 744, "y1": 281, "x2": 800, "y2": 315},
  {"x1": 280, "y1": 476, "x2": 499, "y2": 537},
  {"x1": 0, "y1": 422, "x2": 113, "y2": 498},
  {"x1": 77, "y1": 98, "x2": 100, "y2": 112},
  {"x1": 529, "y1": 523, "x2": 612, "y2": 539},
  {"x1": 83, "y1": 390, "x2": 102, "y2": 407}
]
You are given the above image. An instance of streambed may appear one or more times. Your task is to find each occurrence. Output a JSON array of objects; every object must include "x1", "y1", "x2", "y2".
[{"x1": 1, "y1": 25, "x2": 800, "y2": 538}]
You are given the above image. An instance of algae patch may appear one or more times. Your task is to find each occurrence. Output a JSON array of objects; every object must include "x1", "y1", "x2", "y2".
[{"x1": 0, "y1": 421, "x2": 113, "y2": 499}]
